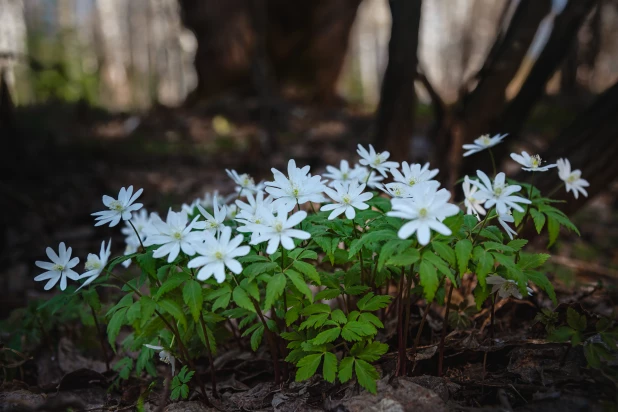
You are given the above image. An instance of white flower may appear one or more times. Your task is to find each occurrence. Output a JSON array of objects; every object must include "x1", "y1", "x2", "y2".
[
  {"x1": 188, "y1": 226, "x2": 250, "y2": 283},
  {"x1": 463, "y1": 176, "x2": 486, "y2": 219},
  {"x1": 34, "y1": 242, "x2": 80, "y2": 291},
  {"x1": 226, "y1": 169, "x2": 259, "y2": 194},
  {"x1": 76, "y1": 239, "x2": 111, "y2": 292},
  {"x1": 510, "y1": 151, "x2": 556, "y2": 172},
  {"x1": 557, "y1": 158, "x2": 589, "y2": 199},
  {"x1": 181, "y1": 199, "x2": 200, "y2": 215},
  {"x1": 497, "y1": 211, "x2": 517, "y2": 240},
  {"x1": 235, "y1": 192, "x2": 273, "y2": 224},
  {"x1": 486, "y1": 275, "x2": 533, "y2": 299},
  {"x1": 320, "y1": 181, "x2": 373, "y2": 220},
  {"x1": 391, "y1": 162, "x2": 439, "y2": 187},
  {"x1": 323, "y1": 160, "x2": 362, "y2": 186},
  {"x1": 144, "y1": 344, "x2": 176, "y2": 375},
  {"x1": 387, "y1": 185, "x2": 460, "y2": 245},
  {"x1": 265, "y1": 159, "x2": 326, "y2": 212},
  {"x1": 250, "y1": 206, "x2": 311, "y2": 254},
  {"x1": 92, "y1": 186, "x2": 144, "y2": 227},
  {"x1": 462, "y1": 133, "x2": 507, "y2": 157},
  {"x1": 379, "y1": 182, "x2": 415, "y2": 198},
  {"x1": 353, "y1": 165, "x2": 384, "y2": 188},
  {"x1": 199, "y1": 191, "x2": 222, "y2": 210},
  {"x1": 144, "y1": 210, "x2": 206, "y2": 263},
  {"x1": 122, "y1": 243, "x2": 137, "y2": 268},
  {"x1": 469, "y1": 171, "x2": 531, "y2": 215},
  {"x1": 121, "y1": 209, "x2": 155, "y2": 242},
  {"x1": 196, "y1": 195, "x2": 227, "y2": 234},
  {"x1": 357, "y1": 144, "x2": 399, "y2": 177}
]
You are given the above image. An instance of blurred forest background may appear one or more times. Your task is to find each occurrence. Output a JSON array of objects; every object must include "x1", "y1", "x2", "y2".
[{"x1": 2, "y1": 0, "x2": 618, "y2": 314}]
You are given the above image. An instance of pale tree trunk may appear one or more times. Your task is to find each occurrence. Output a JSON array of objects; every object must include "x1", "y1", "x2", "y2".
[
  {"x1": 0, "y1": 0, "x2": 27, "y2": 104},
  {"x1": 95, "y1": 0, "x2": 132, "y2": 109}
]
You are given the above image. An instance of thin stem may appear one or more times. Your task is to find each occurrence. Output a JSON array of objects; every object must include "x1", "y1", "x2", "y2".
[
  {"x1": 128, "y1": 220, "x2": 145, "y2": 250},
  {"x1": 199, "y1": 314, "x2": 219, "y2": 398},
  {"x1": 89, "y1": 303, "x2": 110, "y2": 372},
  {"x1": 488, "y1": 149, "x2": 497, "y2": 177},
  {"x1": 438, "y1": 282, "x2": 455, "y2": 377},
  {"x1": 490, "y1": 294, "x2": 495, "y2": 342},
  {"x1": 402, "y1": 272, "x2": 414, "y2": 367},
  {"x1": 411, "y1": 302, "x2": 432, "y2": 359},
  {"x1": 516, "y1": 177, "x2": 536, "y2": 233},
  {"x1": 352, "y1": 223, "x2": 366, "y2": 284},
  {"x1": 396, "y1": 268, "x2": 406, "y2": 376},
  {"x1": 547, "y1": 182, "x2": 564, "y2": 199},
  {"x1": 252, "y1": 298, "x2": 282, "y2": 384}
]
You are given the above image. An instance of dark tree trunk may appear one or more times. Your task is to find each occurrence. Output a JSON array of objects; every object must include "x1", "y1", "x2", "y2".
[
  {"x1": 518, "y1": 80, "x2": 618, "y2": 216},
  {"x1": 499, "y1": 0, "x2": 598, "y2": 137},
  {"x1": 373, "y1": 0, "x2": 422, "y2": 161},
  {"x1": 446, "y1": 0, "x2": 552, "y2": 184}
]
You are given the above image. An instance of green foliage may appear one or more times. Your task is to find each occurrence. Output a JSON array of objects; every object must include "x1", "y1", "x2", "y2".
[{"x1": 171, "y1": 366, "x2": 195, "y2": 400}]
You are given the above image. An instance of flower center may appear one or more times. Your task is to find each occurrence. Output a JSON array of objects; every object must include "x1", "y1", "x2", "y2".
[
  {"x1": 342, "y1": 195, "x2": 351, "y2": 205},
  {"x1": 109, "y1": 200, "x2": 123, "y2": 211},
  {"x1": 480, "y1": 135, "x2": 491, "y2": 146},
  {"x1": 494, "y1": 186, "x2": 503, "y2": 196},
  {"x1": 85, "y1": 258, "x2": 101, "y2": 271},
  {"x1": 530, "y1": 155, "x2": 542, "y2": 168},
  {"x1": 418, "y1": 208, "x2": 428, "y2": 218},
  {"x1": 342, "y1": 172, "x2": 349, "y2": 180},
  {"x1": 214, "y1": 251, "x2": 223, "y2": 260},
  {"x1": 292, "y1": 187, "x2": 300, "y2": 197},
  {"x1": 274, "y1": 221, "x2": 284, "y2": 233},
  {"x1": 240, "y1": 175, "x2": 254, "y2": 187},
  {"x1": 173, "y1": 231, "x2": 183, "y2": 240},
  {"x1": 567, "y1": 174, "x2": 577, "y2": 183},
  {"x1": 52, "y1": 264, "x2": 64, "y2": 272},
  {"x1": 208, "y1": 221, "x2": 218, "y2": 228},
  {"x1": 373, "y1": 154, "x2": 384, "y2": 166},
  {"x1": 408, "y1": 178, "x2": 417, "y2": 186}
]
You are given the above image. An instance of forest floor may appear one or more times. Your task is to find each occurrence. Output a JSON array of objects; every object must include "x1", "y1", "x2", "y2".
[{"x1": 1, "y1": 99, "x2": 617, "y2": 411}]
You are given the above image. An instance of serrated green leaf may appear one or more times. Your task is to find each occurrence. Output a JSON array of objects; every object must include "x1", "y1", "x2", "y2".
[
  {"x1": 315, "y1": 288, "x2": 341, "y2": 301},
  {"x1": 323, "y1": 352, "x2": 337, "y2": 383},
  {"x1": 359, "y1": 312, "x2": 384, "y2": 328},
  {"x1": 472, "y1": 246, "x2": 494, "y2": 288},
  {"x1": 529, "y1": 209, "x2": 546, "y2": 234},
  {"x1": 296, "y1": 353, "x2": 323, "y2": 381},
  {"x1": 507, "y1": 239, "x2": 528, "y2": 251},
  {"x1": 243, "y1": 261, "x2": 279, "y2": 281},
  {"x1": 265, "y1": 272, "x2": 287, "y2": 309},
  {"x1": 114, "y1": 356, "x2": 133, "y2": 380},
  {"x1": 473, "y1": 284, "x2": 491, "y2": 310},
  {"x1": 422, "y1": 251, "x2": 453, "y2": 280},
  {"x1": 301, "y1": 303, "x2": 332, "y2": 315},
  {"x1": 356, "y1": 293, "x2": 392, "y2": 312},
  {"x1": 183, "y1": 280, "x2": 203, "y2": 322},
  {"x1": 355, "y1": 341, "x2": 388, "y2": 362},
  {"x1": 311, "y1": 327, "x2": 341, "y2": 345},
  {"x1": 293, "y1": 261, "x2": 321, "y2": 285},
  {"x1": 483, "y1": 241, "x2": 514, "y2": 252},
  {"x1": 348, "y1": 230, "x2": 396, "y2": 259},
  {"x1": 548, "y1": 325, "x2": 576, "y2": 343},
  {"x1": 286, "y1": 269, "x2": 314, "y2": 302},
  {"x1": 517, "y1": 253, "x2": 550, "y2": 270},
  {"x1": 377, "y1": 239, "x2": 413, "y2": 271},
  {"x1": 432, "y1": 241, "x2": 456, "y2": 267},
  {"x1": 106, "y1": 294, "x2": 134, "y2": 317},
  {"x1": 525, "y1": 270, "x2": 557, "y2": 305},
  {"x1": 158, "y1": 299, "x2": 187, "y2": 329},
  {"x1": 455, "y1": 239, "x2": 473, "y2": 275},
  {"x1": 354, "y1": 359, "x2": 379, "y2": 394},
  {"x1": 567, "y1": 307, "x2": 587, "y2": 332},
  {"x1": 136, "y1": 252, "x2": 157, "y2": 277},
  {"x1": 547, "y1": 215, "x2": 560, "y2": 247},
  {"x1": 299, "y1": 313, "x2": 329, "y2": 330},
  {"x1": 419, "y1": 260, "x2": 439, "y2": 302},
  {"x1": 107, "y1": 307, "x2": 128, "y2": 351},
  {"x1": 250, "y1": 324, "x2": 264, "y2": 351},
  {"x1": 338, "y1": 357, "x2": 354, "y2": 382},
  {"x1": 232, "y1": 286, "x2": 256, "y2": 313},
  {"x1": 154, "y1": 273, "x2": 190, "y2": 301},
  {"x1": 387, "y1": 248, "x2": 421, "y2": 267},
  {"x1": 126, "y1": 300, "x2": 141, "y2": 324},
  {"x1": 285, "y1": 307, "x2": 300, "y2": 326},
  {"x1": 83, "y1": 289, "x2": 101, "y2": 311},
  {"x1": 331, "y1": 309, "x2": 347, "y2": 324},
  {"x1": 341, "y1": 321, "x2": 377, "y2": 341}
]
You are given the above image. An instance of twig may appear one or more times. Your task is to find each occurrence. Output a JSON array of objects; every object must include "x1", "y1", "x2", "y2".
[{"x1": 438, "y1": 282, "x2": 455, "y2": 377}]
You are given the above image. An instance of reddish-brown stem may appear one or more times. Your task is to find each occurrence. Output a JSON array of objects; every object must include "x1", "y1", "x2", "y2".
[
  {"x1": 252, "y1": 299, "x2": 282, "y2": 384},
  {"x1": 438, "y1": 282, "x2": 455, "y2": 377},
  {"x1": 411, "y1": 302, "x2": 432, "y2": 360},
  {"x1": 199, "y1": 314, "x2": 219, "y2": 398}
]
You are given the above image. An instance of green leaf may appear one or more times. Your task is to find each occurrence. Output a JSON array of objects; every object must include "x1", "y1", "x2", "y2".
[
  {"x1": 567, "y1": 307, "x2": 587, "y2": 332},
  {"x1": 107, "y1": 307, "x2": 128, "y2": 351},
  {"x1": 356, "y1": 293, "x2": 392, "y2": 312},
  {"x1": 301, "y1": 303, "x2": 332, "y2": 315},
  {"x1": 547, "y1": 216, "x2": 560, "y2": 247},
  {"x1": 387, "y1": 248, "x2": 421, "y2": 267},
  {"x1": 517, "y1": 253, "x2": 550, "y2": 270},
  {"x1": 311, "y1": 327, "x2": 341, "y2": 345},
  {"x1": 472, "y1": 246, "x2": 494, "y2": 288},
  {"x1": 292, "y1": 261, "x2": 321, "y2": 285},
  {"x1": 315, "y1": 288, "x2": 341, "y2": 301},
  {"x1": 529, "y1": 209, "x2": 546, "y2": 234},
  {"x1": 136, "y1": 251, "x2": 157, "y2": 277},
  {"x1": 455, "y1": 239, "x2": 473, "y2": 275},
  {"x1": 154, "y1": 272, "x2": 190, "y2": 301},
  {"x1": 139, "y1": 296, "x2": 156, "y2": 327},
  {"x1": 338, "y1": 357, "x2": 354, "y2": 382},
  {"x1": 355, "y1": 359, "x2": 380, "y2": 394},
  {"x1": 83, "y1": 289, "x2": 101, "y2": 311},
  {"x1": 483, "y1": 241, "x2": 514, "y2": 253},
  {"x1": 238, "y1": 254, "x2": 270, "y2": 264},
  {"x1": 507, "y1": 239, "x2": 528, "y2": 251},
  {"x1": 265, "y1": 272, "x2": 287, "y2": 309},
  {"x1": 158, "y1": 299, "x2": 187, "y2": 329},
  {"x1": 250, "y1": 324, "x2": 264, "y2": 351},
  {"x1": 285, "y1": 307, "x2": 300, "y2": 326},
  {"x1": 432, "y1": 241, "x2": 456, "y2": 267},
  {"x1": 354, "y1": 341, "x2": 388, "y2": 362},
  {"x1": 525, "y1": 270, "x2": 557, "y2": 305},
  {"x1": 126, "y1": 301, "x2": 142, "y2": 324},
  {"x1": 331, "y1": 309, "x2": 347, "y2": 324},
  {"x1": 473, "y1": 284, "x2": 491, "y2": 310},
  {"x1": 232, "y1": 286, "x2": 256, "y2": 313},
  {"x1": 377, "y1": 239, "x2": 413, "y2": 270},
  {"x1": 285, "y1": 269, "x2": 314, "y2": 302},
  {"x1": 243, "y1": 262, "x2": 279, "y2": 281},
  {"x1": 422, "y1": 251, "x2": 453, "y2": 279},
  {"x1": 183, "y1": 280, "x2": 203, "y2": 322},
  {"x1": 548, "y1": 326, "x2": 576, "y2": 343},
  {"x1": 359, "y1": 313, "x2": 384, "y2": 329},
  {"x1": 419, "y1": 260, "x2": 439, "y2": 302},
  {"x1": 300, "y1": 313, "x2": 330, "y2": 330},
  {"x1": 348, "y1": 229, "x2": 396, "y2": 259},
  {"x1": 296, "y1": 353, "x2": 323, "y2": 381},
  {"x1": 114, "y1": 356, "x2": 133, "y2": 380},
  {"x1": 323, "y1": 352, "x2": 338, "y2": 383},
  {"x1": 106, "y1": 294, "x2": 134, "y2": 317},
  {"x1": 341, "y1": 321, "x2": 377, "y2": 341}
]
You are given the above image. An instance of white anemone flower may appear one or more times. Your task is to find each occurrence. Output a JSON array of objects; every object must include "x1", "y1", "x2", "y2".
[
  {"x1": 387, "y1": 185, "x2": 460, "y2": 245},
  {"x1": 144, "y1": 210, "x2": 206, "y2": 263},
  {"x1": 188, "y1": 226, "x2": 250, "y2": 283},
  {"x1": 357, "y1": 144, "x2": 399, "y2": 177},
  {"x1": 469, "y1": 171, "x2": 531, "y2": 215},
  {"x1": 353, "y1": 165, "x2": 384, "y2": 189},
  {"x1": 510, "y1": 151, "x2": 556, "y2": 172},
  {"x1": 462, "y1": 176, "x2": 486, "y2": 219},
  {"x1": 486, "y1": 275, "x2": 533, "y2": 299},
  {"x1": 34, "y1": 242, "x2": 80, "y2": 291},
  {"x1": 144, "y1": 344, "x2": 176, "y2": 375},
  {"x1": 391, "y1": 162, "x2": 439, "y2": 187},
  {"x1": 320, "y1": 181, "x2": 373, "y2": 220},
  {"x1": 379, "y1": 182, "x2": 415, "y2": 198},
  {"x1": 265, "y1": 159, "x2": 326, "y2": 212},
  {"x1": 235, "y1": 192, "x2": 273, "y2": 224},
  {"x1": 226, "y1": 169, "x2": 259, "y2": 194},
  {"x1": 76, "y1": 239, "x2": 112, "y2": 292},
  {"x1": 323, "y1": 160, "x2": 362, "y2": 187},
  {"x1": 250, "y1": 206, "x2": 311, "y2": 254},
  {"x1": 497, "y1": 211, "x2": 517, "y2": 240},
  {"x1": 92, "y1": 186, "x2": 144, "y2": 227},
  {"x1": 557, "y1": 158, "x2": 589, "y2": 199},
  {"x1": 462, "y1": 133, "x2": 507, "y2": 157},
  {"x1": 196, "y1": 195, "x2": 227, "y2": 234}
]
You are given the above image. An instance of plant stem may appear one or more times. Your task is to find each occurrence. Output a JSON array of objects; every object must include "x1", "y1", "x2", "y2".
[
  {"x1": 489, "y1": 149, "x2": 497, "y2": 177},
  {"x1": 396, "y1": 268, "x2": 406, "y2": 376},
  {"x1": 402, "y1": 272, "x2": 414, "y2": 369},
  {"x1": 199, "y1": 314, "x2": 219, "y2": 398},
  {"x1": 438, "y1": 282, "x2": 455, "y2": 377},
  {"x1": 128, "y1": 220, "x2": 145, "y2": 250},
  {"x1": 516, "y1": 177, "x2": 536, "y2": 233},
  {"x1": 89, "y1": 303, "x2": 110, "y2": 372},
  {"x1": 251, "y1": 298, "x2": 282, "y2": 384},
  {"x1": 352, "y1": 223, "x2": 366, "y2": 284},
  {"x1": 411, "y1": 302, "x2": 432, "y2": 361}
]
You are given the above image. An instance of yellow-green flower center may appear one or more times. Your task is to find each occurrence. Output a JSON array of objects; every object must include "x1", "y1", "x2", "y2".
[
  {"x1": 109, "y1": 200, "x2": 123, "y2": 211},
  {"x1": 275, "y1": 221, "x2": 284, "y2": 232},
  {"x1": 85, "y1": 259, "x2": 101, "y2": 271},
  {"x1": 530, "y1": 155, "x2": 542, "y2": 168},
  {"x1": 480, "y1": 135, "x2": 491, "y2": 146},
  {"x1": 418, "y1": 208, "x2": 428, "y2": 218},
  {"x1": 408, "y1": 178, "x2": 417, "y2": 186},
  {"x1": 567, "y1": 174, "x2": 577, "y2": 183},
  {"x1": 173, "y1": 231, "x2": 182, "y2": 240},
  {"x1": 215, "y1": 251, "x2": 223, "y2": 260},
  {"x1": 52, "y1": 264, "x2": 64, "y2": 272},
  {"x1": 342, "y1": 195, "x2": 351, "y2": 205},
  {"x1": 494, "y1": 187, "x2": 503, "y2": 196}
]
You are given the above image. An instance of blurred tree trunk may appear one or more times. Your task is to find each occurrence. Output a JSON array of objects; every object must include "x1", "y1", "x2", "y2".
[
  {"x1": 518, "y1": 79, "x2": 618, "y2": 217},
  {"x1": 0, "y1": 0, "x2": 27, "y2": 104},
  {"x1": 372, "y1": 0, "x2": 422, "y2": 161},
  {"x1": 442, "y1": 0, "x2": 552, "y2": 184}
]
